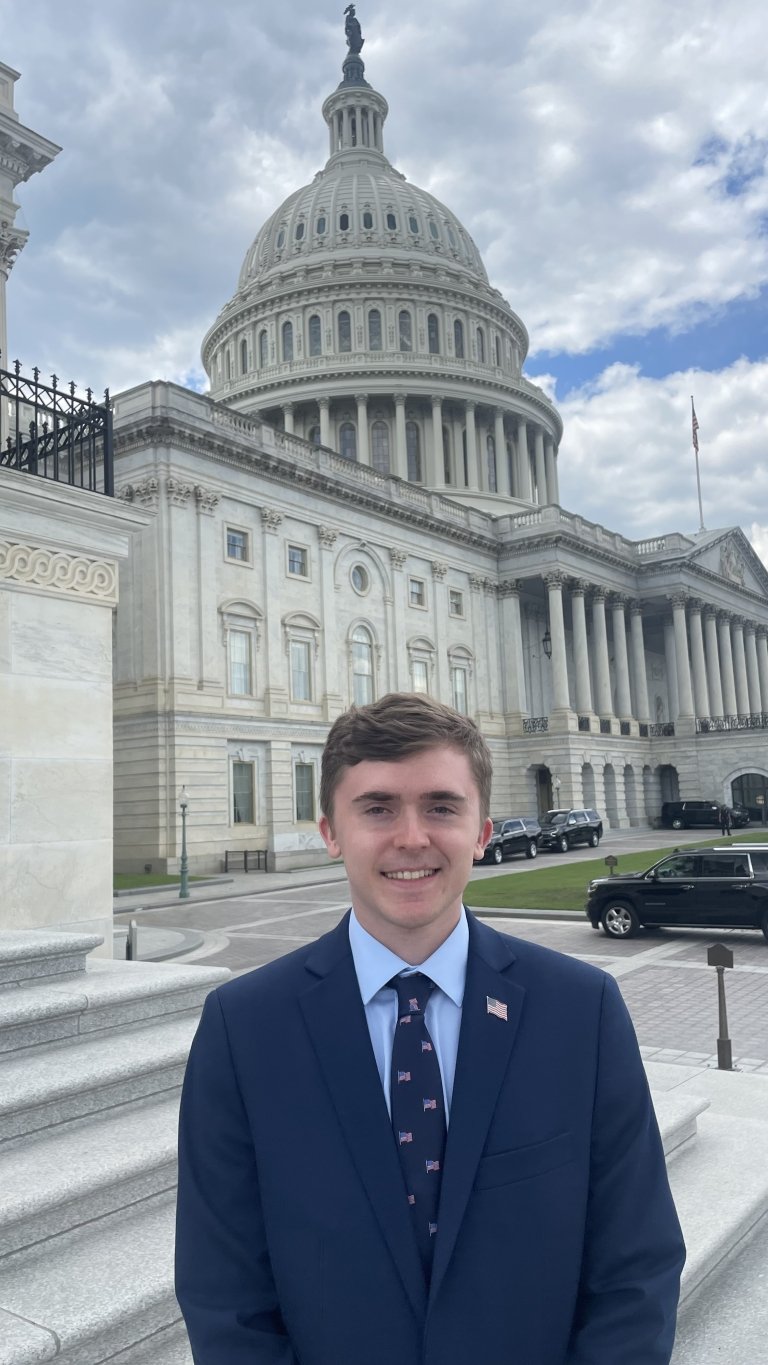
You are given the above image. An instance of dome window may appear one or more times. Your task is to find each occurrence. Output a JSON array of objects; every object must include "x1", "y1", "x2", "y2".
[
  {"x1": 427, "y1": 313, "x2": 440, "y2": 355},
  {"x1": 406, "y1": 422, "x2": 422, "y2": 483},
  {"x1": 398, "y1": 310, "x2": 412, "y2": 353},
  {"x1": 282, "y1": 321, "x2": 294, "y2": 363},
  {"x1": 276, "y1": 228, "x2": 286, "y2": 249},
  {"x1": 338, "y1": 310, "x2": 352, "y2": 353},
  {"x1": 495, "y1": 335, "x2": 502, "y2": 368},
  {"x1": 339, "y1": 422, "x2": 357, "y2": 461},
  {"x1": 308, "y1": 315, "x2": 322, "y2": 357},
  {"x1": 362, "y1": 210, "x2": 374, "y2": 229},
  {"x1": 368, "y1": 309, "x2": 382, "y2": 351},
  {"x1": 308, "y1": 425, "x2": 321, "y2": 446},
  {"x1": 258, "y1": 330, "x2": 268, "y2": 368},
  {"x1": 386, "y1": 212, "x2": 397, "y2": 230},
  {"x1": 371, "y1": 421, "x2": 390, "y2": 475},
  {"x1": 339, "y1": 212, "x2": 350, "y2": 232},
  {"x1": 316, "y1": 215, "x2": 327, "y2": 235},
  {"x1": 454, "y1": 319, "x2": 465, "y2": 359},
  {"x1": 240, "y1": 339, "x2": 248, "y2": 375},
  {"x1": 486, "y1": 433, "x2": 497, "y2": 493},
  {"x1": 428, "y1": 220, "x2": 439, "y2": 241},
  {"x1": 477, "y1": 327, "x2": 486, "y2": 364},
  {"x1": 442, "y1": 425, "x2": 452, "y2": 484},
  {"x1": 408, "y1": 214, "x2": 419, "y2": 234},
  {"x1": 295, "y1": 221, "x2": 305, "y2": 241},
  {"x1": 447, "y1": 224, "x2": 457, "y2": 248}
]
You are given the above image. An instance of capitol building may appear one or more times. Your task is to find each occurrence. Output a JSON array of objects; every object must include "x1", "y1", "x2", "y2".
[{"x1": 108, "y1": 19, "x2": 768, "y2": 873}]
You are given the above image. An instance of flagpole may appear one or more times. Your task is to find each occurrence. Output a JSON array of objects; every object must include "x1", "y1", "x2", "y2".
[{"x1": 691, "y1": 396, "x2": 705, "y2": 532}]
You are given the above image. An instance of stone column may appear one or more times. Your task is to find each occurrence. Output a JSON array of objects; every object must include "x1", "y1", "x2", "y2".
[
  {"x1": 494, "y1": 409, "x2": 510, "y2": 495},
  {"x1": 431, "y1": 395, "x2": 445, "y2": 490},
  {"x1": 591, "y1": 589, "x2": 613, "y2": 717},
  {"x1": 717, "y1": 614, "x2": 738, "y2": 716},
  {"x1": 451, "y1": 413, "x2": 464, "y2": 486},
  {"x1": 703, "y1": 609, "x2": 724, "y2": 717},
  {"x1": 389, "y1": 549, "x2": 409, "y2": 689},
  {"x1": 318, "y1": 526, "x2": 343, "y2": 720},
  {"x1": 756, "y1": 630, "x2": 768, "y2": 713},
  {"x1": 393, "y1": 393, "x2": 408, "y2": 480},
  {"x1": 355, "y1": 394, "x2": 370, "y2": 465},
  {"x1": 670, "y1": 594, "x2": 694, "y2": 717},
  {"x1": 534, "y1": 428, "x2": 547, "y2": 504},
  {"x1": 544, "y1": 572, "x2": 571, "y2": 711},
  {"x1": 499, "y1": 580, "x2": 528, "y2": 717},
  {"x1": 570, "y1": 581, "x2": 593, "y2": 714},
  {"x1": 515, "y1": 419, "x2": 532, "y2": 501},
  {"x1": 688, "y1": 600, "x2": 710, "y2": 719},
  {"x1": 319, "y1": 397, "x2": 331, "y2": 448},
  {"x1": 628, "y1": 602, "x2": 650, "y2": 723},
  {"x1": 732, "y1": 618, "x2": 750, "y2": 715},
  {"x1": 282, "y1": 403, "x2": 295, "y2": 434},
  {"x1": 610, "y1": 596, "x2": 633, "y2": 719},
  {"x1": 465, "y1": 401, "x2": 479, "y2": 489},
  {"x1": 663, "y1": 619, "x2": 679, "y2": 721},
  {"x1": 744, "y1": 623, "x2": 762, "y2": 714},
  {"x1": 545, "y1": 437, "x2": 558, "y2": 505},
  {"x1": 261, "y1": 508, "x2": 289, "y2": 716}
]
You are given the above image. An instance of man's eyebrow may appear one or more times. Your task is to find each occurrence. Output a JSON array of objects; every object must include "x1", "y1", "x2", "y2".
[{"x1": 351, "y1": 789, "x2": 468, "y2": 805}]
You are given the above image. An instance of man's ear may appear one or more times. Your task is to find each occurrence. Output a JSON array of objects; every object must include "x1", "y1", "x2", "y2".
[
  {"x1": 474, "y1": 816, "x2": 494, "y2": 861},
  {"x1": 319, "y1": 813, "x2": 341, "y2": 860}
]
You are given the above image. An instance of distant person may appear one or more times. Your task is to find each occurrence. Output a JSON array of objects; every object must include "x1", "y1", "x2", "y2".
[
  {"x1": 175, "y1": 692, "x2": 685, "y2": 1364},
  {"x1": 720, "y1": 804, "x2": 732, "y2": 835}
]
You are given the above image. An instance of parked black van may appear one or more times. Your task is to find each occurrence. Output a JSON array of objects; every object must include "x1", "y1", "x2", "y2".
[{"x1": 660, "y1": 800, "x2": 750, "y2": 830}]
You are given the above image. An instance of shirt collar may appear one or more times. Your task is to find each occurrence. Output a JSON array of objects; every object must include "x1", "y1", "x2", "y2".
[{"x1": 349, "y1": 907, "x2": 469, "y2": 1008}]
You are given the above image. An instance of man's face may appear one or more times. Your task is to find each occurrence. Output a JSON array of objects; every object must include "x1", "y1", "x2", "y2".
[{"x1": 319, "y1": 745, "x2": 492, "y2": 957}]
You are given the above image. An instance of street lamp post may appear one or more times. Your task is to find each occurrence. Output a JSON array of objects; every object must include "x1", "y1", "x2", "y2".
[{"x1": 179, "y1": 786, "x2": 190, "y2": 900}]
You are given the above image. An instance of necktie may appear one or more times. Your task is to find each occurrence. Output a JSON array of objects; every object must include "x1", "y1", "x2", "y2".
[{"x1": 388, "y1": 973, "x2": 447, "y2": 1274}]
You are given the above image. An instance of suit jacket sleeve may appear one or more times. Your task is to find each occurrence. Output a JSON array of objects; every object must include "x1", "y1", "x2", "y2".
[
  {"x1": 566, "y1": 973, "x2": 686, "y2": 1365},
  {"x1": 175, "y1": 989, "x2": 299, "y2": 1364}
]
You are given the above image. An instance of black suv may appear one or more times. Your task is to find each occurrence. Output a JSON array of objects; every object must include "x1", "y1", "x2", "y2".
[
  {"x1": 538, "y1": 809, "x2": 603, "y2": 853},
  {"x1": 660, "y1": 800, "x2": 750, "y2": 830},
  {"x1": 586, "y1": 846, "x2": 768, "y2": 940},
  {"x1": 479, "y1": 817, "x2": 542, "y2": 865}
]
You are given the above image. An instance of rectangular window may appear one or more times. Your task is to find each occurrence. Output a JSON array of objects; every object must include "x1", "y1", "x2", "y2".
[
  {"x1": 226, "y1": 528, "x2": 249, "y2": 562},
  {"x1": 409, "y1": 577, "x2": 426, "y2": 608},
  {"x1": 412, "y1": 659, "x2": 429, "y2": 694},
  {"x1": 287, "y1": 544, "x2": 309, "y2": 577},
  {"x1": 290, "y1": 639, "x2": 312, "y2": 701},
  {"x1": 232, "y1": 761, "x2": 255, "y2": 824},
  {"x1": 449, "y1": 589, "x2": 464, "y2": 618},
  {"x1": 295, "y1": 762, "x2": 315, "y2": 821},
  {"x1": 451, "y1": 666, "x2": 468, "y2": 714},
  {"x1": 228, "y1": 629, "x2": 252, "y2": 695}
]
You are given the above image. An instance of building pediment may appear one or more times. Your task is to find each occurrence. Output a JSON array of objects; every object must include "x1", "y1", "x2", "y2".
[{"x1": 686, "y1": 529, "x2": 768, "y2": 597}]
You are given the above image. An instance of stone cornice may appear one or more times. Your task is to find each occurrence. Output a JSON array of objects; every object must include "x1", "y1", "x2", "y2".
[{"x1": 0, "y1": 540, "x2": 117, "y2": 604}]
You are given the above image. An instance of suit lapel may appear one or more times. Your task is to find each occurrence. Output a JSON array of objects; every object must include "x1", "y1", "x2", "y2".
[
  {"x1": 428, "y1": 914, "x2": 525, "y2": 1310},
  {"x1": 298, "y1": 916, "x2": 427, "y2": 1322}
]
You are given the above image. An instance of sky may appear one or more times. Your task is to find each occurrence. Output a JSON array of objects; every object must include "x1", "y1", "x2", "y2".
[{"x1": 3, "y1": 0, "x2": 767, "y2": 562}]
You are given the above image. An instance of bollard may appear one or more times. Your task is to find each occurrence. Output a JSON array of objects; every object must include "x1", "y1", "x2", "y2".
[
  {"x1": 707, "y1": 943, "x2": 734, "y2": 1070},
  {"x1": 126, "y1": 920, "x2": 139, "y2": 962}
]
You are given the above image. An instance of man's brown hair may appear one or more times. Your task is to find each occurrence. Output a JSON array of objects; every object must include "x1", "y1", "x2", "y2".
[{"x1": 320, "y1": 692, "x2": 493, "y2": 823}]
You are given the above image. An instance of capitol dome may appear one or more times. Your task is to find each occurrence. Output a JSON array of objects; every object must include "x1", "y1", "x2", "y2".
[{"x1": 201, "y1": 21, "x2": 563, "y2": 514}]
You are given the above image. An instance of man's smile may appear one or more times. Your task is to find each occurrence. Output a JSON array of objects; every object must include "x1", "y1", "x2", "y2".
[{"x1": 382, "y1": 869, "x2": 439, "y2": 881}]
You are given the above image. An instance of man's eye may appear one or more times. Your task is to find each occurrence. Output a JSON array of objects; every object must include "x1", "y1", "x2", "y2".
[{"x1": 431, "y1": 805, "x2": 456, "y2": 816}]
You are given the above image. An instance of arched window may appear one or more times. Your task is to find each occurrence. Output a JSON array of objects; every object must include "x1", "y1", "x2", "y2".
[
  {"x1": 371, "y1": 421, "x2": 390, "y2": 475},
  {"x1": 442, "y1": 425, "x2": 452, "y2": 484},
  {"x1": 339, "y1": 212, "x2": 350, "y2": 232},
  {"x1": 351, "y1": 625, "x2": 374, "y2": 706},
  {"x1": 486, "y1": 433, "x2": 497, "y2": 492},
  {"x1": 362, "y1": 210, "x2": 374, "y2": 229},
  {"x1": 308, "y1": 425, "x2": 321, "y2": 446},
  {"x1": 386, "y1": 211, "x2": 397, "y2": 230},
  {"x1": 295, "y1": 220, "x2": 305, "y2": 240},
  {"x1": 406, "y1": 421, "x2": 421, "y2": 482},
  {"x1": 338, "y1": 310, "x2": 352, "y2": 352},
  {"x1": 398, "y1": 310, "x2": 412, "y2": 352},
  {"x1": 408, "y1": 213, "x2": 419, "y2": 234},
  {"x1": 315, "y1": 215, "x2": 327, "y2": 235},
  {"x1": 427, "y1": 313, "x2": 440, "y2": 354},
  {"x1": 368, "y1": 309, "x2": 382, "y2": 351},
  {"x1": 224, "y1": 350, "x2": 231, "y2": 380},
  {"x1": 258, "y1": 329, "x2": 268, "y2": 368},
  {"x1": 240, "y1": 338, "x2": 248, "y2": 375},
  {"x1": 454, "y1": 319, "x2": 465, "y2": 359},
  {"x1": 428, "y1": 219, "x2": 439, "y2": 240},
  {"x1": 462, "y1": 428, "x2": 468, "y2": 485},
  {"x1": 506, "y1": 439, "x2": 515, "y2": 493},
  {"x1": 339, "y1": 421, "x2": 357, "y2": 461},
  {"x1": 282, "y1": 321, "x2": 293, "y2": 362},
  {"x1": 495, "y1": 334, "x2": 502, "y2": 367},
  {"x1": 477, "y1": 327, "x2": 486, "y2": 364},
  {"x1": 308, "y1": 315, "x2": 322, "y2": 357}
]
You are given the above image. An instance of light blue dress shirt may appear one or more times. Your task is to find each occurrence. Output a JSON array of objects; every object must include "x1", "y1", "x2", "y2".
[{"x1": 348, "y1": 908, "x2": 468, "y2": 1122}]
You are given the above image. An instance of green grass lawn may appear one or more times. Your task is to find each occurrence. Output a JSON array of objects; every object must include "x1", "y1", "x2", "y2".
[
  {"x1": 464, "y1": 830, "x2": 768, "y2": 912},
  {"x1": 113, "y1": 873, "x2": 208, "y2": 891}
]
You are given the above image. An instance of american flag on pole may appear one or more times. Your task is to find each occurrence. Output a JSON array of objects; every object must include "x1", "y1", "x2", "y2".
[{"x1": 691, "y1": 397, "x2": 699, "y2": 454}]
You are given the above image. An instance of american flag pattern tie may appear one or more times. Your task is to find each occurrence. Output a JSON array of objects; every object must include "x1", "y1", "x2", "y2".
[{"x1": 388, "y1": 973, "x2": 446, "y2": 1275}]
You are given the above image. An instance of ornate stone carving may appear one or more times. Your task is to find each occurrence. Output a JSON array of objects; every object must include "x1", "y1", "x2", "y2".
[
  {"x1": 261, "y1": 508, "x2": 283, "y2": 533},
  {"x1": 668, "y1": 591, "x2": 689, "y2": 609},
  {"x1": 498, "y1": 578, "x2": 522, "y2": 597},
  {"x1": 118, "y1": 477, "x2": 159, "y2": 507},
  {"x1": 590, "y1": 586, "x2": 608, "y2": 604},
  {"x1": 469, "y1": 574, "x2": 484, "y2": 593},
  {"x1": 0, "y1": 220, "x2": 28, "y2": 273},
  {"x1": 431, "y1": 560, "x2": 447, "y2": 580},
  {"x1": 195, "y1": 485, "x2": 220, "y2": 515},
  {"x1": 543, "y1": 570, "x2": 565, "y2": 590},
  {"x1": 318, "y1": 526, "x2": 338, "y2": 549},
  {"x1": 166, "y1": 477, "x2": 194, "y2": 506},
  {"x1": 0, "y1": 541, "x2": 117, "y2": 601},
  {"x1": 719, "y1": 541, "x2": 746, "y2": 586},
  {"x1": 390, "y1": 549, "x2": 407, "y2": 569}
]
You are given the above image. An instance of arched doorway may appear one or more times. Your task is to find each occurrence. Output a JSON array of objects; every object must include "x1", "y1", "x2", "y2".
[
  {"x1": 657, "y1": 764, "x2": 679, "y2": 804},
  {"x1": 624, "y1": 765, "x2": 640, "y2": 825},
  {"x1": 582, "y1": 763, "x2": 596, "y2": 809},
  {"x1": 732, "y1": 772, "x2": 768, "y2": 823},
  {"x1": 604, "y1": 764, "x2": 619, "y2": 826},
  {"x1": 534, "y1": 766, "x2": 553, "y2": 815}
]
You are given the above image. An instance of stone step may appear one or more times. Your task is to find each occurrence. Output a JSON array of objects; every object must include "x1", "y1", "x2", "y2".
[
  {"x1": 0, "y1": 1192, "x2": 180, "y2": 1365},
  {"x1": 104, "y1": 1321, "x2": 192, "y2": 1365},
  {"x1": 0, "y1": 930, "x2": 103, "y2": 988},
  {"x1": 0, "y1": 1094, "x2": 179, "y2": 1258},
  {"x1": 0, "y1": 959, "x2": 228, "y2": 1056},
  {"x1": 0, "y1": 1013, "x2": 198, "y2": 1143},
  {"x1": 651, "y1": 1088, "x2": 711, "y2": 1159}
]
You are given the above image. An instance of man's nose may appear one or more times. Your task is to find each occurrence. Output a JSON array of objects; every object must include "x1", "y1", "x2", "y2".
[{"x1": 394, "y1": 810, "x2": 430, "y2": 847}]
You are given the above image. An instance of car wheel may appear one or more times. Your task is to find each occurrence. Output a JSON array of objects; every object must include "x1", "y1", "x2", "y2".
[
  {"x1": 589, "y1": 830, "x2": 600, "y2": 847},
  {"x1": 671, "y1": 818, "x2": 683, "y2": 830},
  {"x1": 492, "y1": 845, "x2": 503, "y2": 865},
  {"x1": 558, "y1": 835, "x2": 569, "y2": 853},
  {"x1": 761, "y1": 911, "x2": 768, "y2": 944},
  {"x1": 601, "y1": 901, "x2": 640, "y2": 939},
  {"x1": 525, "y1": 840, "x2": 538, "y2": 859}
]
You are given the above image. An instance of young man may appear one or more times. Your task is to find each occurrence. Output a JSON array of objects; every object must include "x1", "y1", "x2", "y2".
[{"x1": 175, "y1": 694, "x2": 685, "y2": 1365}]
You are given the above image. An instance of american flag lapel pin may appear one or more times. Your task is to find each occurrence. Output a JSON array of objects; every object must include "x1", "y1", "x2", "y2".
[{"x1": 486, "y1": 995, "x2": 508, "y2": 1022}]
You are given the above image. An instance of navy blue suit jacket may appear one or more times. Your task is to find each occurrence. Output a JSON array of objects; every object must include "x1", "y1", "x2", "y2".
[{"x1": 175, "y1": 911, "x2": 684, "y2": 1364}]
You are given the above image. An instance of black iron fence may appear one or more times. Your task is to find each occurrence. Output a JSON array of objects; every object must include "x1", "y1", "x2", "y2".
[
  {"x1": 696, "y1": 714, "x2": 768, "y2": 733},
  {"x1": 0, "y1": 354, "x2": 114, "y2": 496}
]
